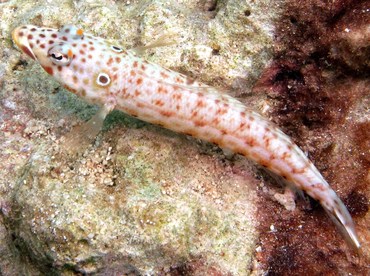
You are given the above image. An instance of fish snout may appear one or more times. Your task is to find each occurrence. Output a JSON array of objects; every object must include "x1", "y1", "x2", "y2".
[{"x1": 12, "y1": 25, "x2": 37, "y2": 60}]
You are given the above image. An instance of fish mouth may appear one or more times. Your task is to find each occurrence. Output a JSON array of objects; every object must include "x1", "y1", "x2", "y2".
[{"x1": 12, "y1": 26, "x2": 37, "y2": 60}]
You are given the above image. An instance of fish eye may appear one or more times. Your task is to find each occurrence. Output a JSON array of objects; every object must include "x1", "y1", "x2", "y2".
[
  {"x1": 111, "y1": 45, "x2": 123, "y2": 53},
  {"x1": 48, "y1": 47, "x2": 72, "y2": 66},
  {"x1": 51, "y1": 53, "x2": 63, "y2": 60}
]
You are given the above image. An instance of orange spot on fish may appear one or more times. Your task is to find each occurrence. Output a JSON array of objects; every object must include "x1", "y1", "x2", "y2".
[
  {"x1": 196, "y1": 100, "x2": 205, "y2": 108},
  {"x1": 136, "y1": 78, "x2": 143, "y2": 85},
  {"x1": 264, "y1": 136, "x2": 271, "y2": 147},
  {"x1": 292, "y1": 163, "x2": 309, "y2": 174},
  {"x1": 311, "y1": 183, "x2": 326, "y2": 191},
  {"x1": 216, "y1": 108, "x2": 227, "y2": 115},
  {"x1": 107, "y1": 57, "x2": 114, "y2": 66},
  {"x1": 175, "y1": 77, "x2": 184, "y2": 83},
  {"x1": 281, "y1": 151, "x2": 291, "y2": 160},
  {"x1": 158, "y1": 86, "x2": 168, "y2": 94},
  {"x1": 172, "y1": 93, "x2": 182, "y2": 100},
  {"x1": 194, "y1": 120, "x2": 206, "y2": 127},
  {"x1": 160, "y1": 71, "x2": 169, "y2": 79},
  {"x1": 212, "y1": 117, "x2": 220, "y2": 125},
  {"x1": 260, "y1": 160, "x2": 270, "y2": 168},
  {"x1": 76, "y1": 29, "x2": 84, "y2": 36},
  {"x1": 67, "y1": 49, "x2": 73, "y2": 58},
  {"x1": 245, "y1": 137, "x2": 256, "y2": 147},
  {"x1": 154, "y1": 99, "x2": 165, "y2": 107},
  {"x1": 160, "y1": 110, "x2": 173, "y2": 117}
]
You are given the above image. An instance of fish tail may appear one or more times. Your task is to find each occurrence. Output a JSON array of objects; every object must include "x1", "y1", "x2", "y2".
[{"x1": 322, "y1": 190, "x2": 361, "y2": 251}]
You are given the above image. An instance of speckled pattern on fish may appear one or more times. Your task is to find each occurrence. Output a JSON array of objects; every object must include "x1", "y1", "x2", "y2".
[{"x1": 11, "y1": 24, "x2": 361, "y2": 250}]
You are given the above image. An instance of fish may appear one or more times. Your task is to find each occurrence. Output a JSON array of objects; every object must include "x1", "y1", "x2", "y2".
[{"x1": 11, "y1": 24, "x2": 361, "y2": 250}]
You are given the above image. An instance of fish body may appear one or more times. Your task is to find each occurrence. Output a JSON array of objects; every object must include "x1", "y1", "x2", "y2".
[{"x1": 12, "y1": 25, "x2": 360, "y2": 250}]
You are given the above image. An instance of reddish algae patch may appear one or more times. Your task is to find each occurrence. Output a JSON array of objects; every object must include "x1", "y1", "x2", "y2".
[{"x1": 254, "y1": 0, "x2": 369, "y2": 274}]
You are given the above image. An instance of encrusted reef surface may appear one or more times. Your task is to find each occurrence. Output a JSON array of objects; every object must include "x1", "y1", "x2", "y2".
[
  {"x1": 0, "y1": 0, "x2": 368, "y2": 275},
  {"x1": 254, "y1": 0, "x2": 369, "y2": 274}
]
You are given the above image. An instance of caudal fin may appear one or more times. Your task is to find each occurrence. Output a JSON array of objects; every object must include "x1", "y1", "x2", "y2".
[{"x1": 322, "y1": 196, "x2": 361, "y2": 251}]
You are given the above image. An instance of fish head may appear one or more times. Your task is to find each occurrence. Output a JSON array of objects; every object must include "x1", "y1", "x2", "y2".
[{"x1": 12, "y1": 25, "x2": 125, "y2": 102}]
